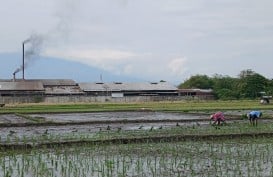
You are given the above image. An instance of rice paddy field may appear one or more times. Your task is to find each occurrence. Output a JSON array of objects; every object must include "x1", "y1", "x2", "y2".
[
  {"x1": 1, "y1": 138, "x2": 273, "y2": 177},
  {"x1": 0, "y1": 100, "x2": 273, "y2": 177}
]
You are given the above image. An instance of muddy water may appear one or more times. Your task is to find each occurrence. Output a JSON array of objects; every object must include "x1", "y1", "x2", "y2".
[
  {"x1": 0, "y1": 114, "x2": 29, "y2": 124},
  {"x1": 30, "y1": 112, "x2": 207, "y2": 122},
  {"x1": 0, "y1": 112, "x2": 209, "y2": 143},
  {"x1": 0, "y1": 111, "x2": 268, "y2": 144}
]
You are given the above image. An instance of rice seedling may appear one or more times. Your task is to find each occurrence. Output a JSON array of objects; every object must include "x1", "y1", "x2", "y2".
[{"x1": 1, "y1": 137, "x2": 273, "y2": 177}]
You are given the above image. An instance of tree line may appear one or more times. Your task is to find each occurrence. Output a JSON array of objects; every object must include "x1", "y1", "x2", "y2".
[{"x1": 178, "y1": 69, "x2": 273, "y2": 100}]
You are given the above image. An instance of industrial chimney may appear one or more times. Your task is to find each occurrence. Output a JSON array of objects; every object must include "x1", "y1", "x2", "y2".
[
  {"x1": 22, "y1": 42, "x2": 25, "y2": 80},
  {"x1": 13, "y1": 72, "x2": 16, "y2": 82}
]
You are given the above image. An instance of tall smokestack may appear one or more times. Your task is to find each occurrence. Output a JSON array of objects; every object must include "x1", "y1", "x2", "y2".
[
  {"x1": 22, "y1": 42, "x2": 25, "y2": 80},
  {"x1": 13, "y1": 72, "x2": 16, "y2": 82},
  {"x1": 13, "y1": 35, "x2": 43, "y2": 79}
]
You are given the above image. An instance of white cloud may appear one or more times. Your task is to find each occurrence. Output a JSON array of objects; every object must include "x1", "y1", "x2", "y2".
[
  {"x1": 44, "y1": 47, "x2": 189, "y2": 82},
  {"x1": 168, "y1": 57, "x2": 188, "y2": 76},
  {"x1": 44, "y1": 47, "x2": 138, "y2": 73}
]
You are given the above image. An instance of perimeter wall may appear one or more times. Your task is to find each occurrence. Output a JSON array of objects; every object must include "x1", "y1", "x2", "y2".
[{"x1": 0, "y1": 95, "x2": 212, "y2": 104}]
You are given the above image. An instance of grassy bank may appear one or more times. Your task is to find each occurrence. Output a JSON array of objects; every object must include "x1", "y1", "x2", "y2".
[{"x1": 0, "y1": 100, "x2": 272, "y2": 114}]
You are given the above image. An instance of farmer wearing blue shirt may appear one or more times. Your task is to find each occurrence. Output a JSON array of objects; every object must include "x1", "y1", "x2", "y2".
[{"x1": 247, "y1": 111, "x2": 262, "y2": 126}]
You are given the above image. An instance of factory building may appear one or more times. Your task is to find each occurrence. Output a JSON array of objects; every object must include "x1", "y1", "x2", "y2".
[
  {"x1": 0, "y1": 40, "x2": 214, "y2": 104},
  {"x1": 79, "y1": 82, "x2": 178, "y2": 97},
  {"x1": 0, "y1": 79, "x2": 181, "y2": 103},
  {"x1": 0, "y1": 80, "x2": 44, "y2": 103},
  {"x1": 35, "y1": 79, "x2": 84, "y2": 96}
]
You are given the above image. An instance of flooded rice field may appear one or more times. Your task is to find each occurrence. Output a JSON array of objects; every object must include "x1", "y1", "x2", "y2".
[
  {"x1": 0, "y1": 111, "x2": 268, "y2": 144},
  {"x1": 0, "y1": 112, "x2": 210, "y2": 144},
  {"x1": 30, "y1": 111, "x2": 207, "y2": 122},
  {"x1": 1, "y1": 111, "x2": 273, "y2": 177},
  {"x1": 1, "y1": 139, "x2": 273, "y2": 177}
]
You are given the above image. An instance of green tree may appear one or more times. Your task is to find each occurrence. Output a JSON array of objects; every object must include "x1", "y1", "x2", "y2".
[
  {"x1": 265, "y1": 79, "x2": 273, "y2": 95},
  {"x1": 178, "y1": 70, "x2": 272, "y2": 100},
  {"x1": 211, "y1": 75, "x2": 240, "y2": 99},
  {"x1": 238, "y1": 69, "x2": 255, "y2": 79},
  {"x1": 238, "y1": 73, "x2": 268, "y2": 98},
  {"x1": 179, "y1": 75, "x2": 213, "y2": 89}
]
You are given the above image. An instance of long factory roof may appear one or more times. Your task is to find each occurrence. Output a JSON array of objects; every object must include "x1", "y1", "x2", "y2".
[
  {"x1": 79, "y1": 82, "x2": 177, "y2": 92},
  {"x1": 0, "y1": 79, "x2": 178, "y2": 92},
  {"x1": 0, "y1": 81, "x2": 44, "y2": 91}
]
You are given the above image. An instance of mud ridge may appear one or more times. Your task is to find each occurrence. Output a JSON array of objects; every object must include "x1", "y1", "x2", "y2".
[
  {"x1": 1, "y1": 132, "x2": 273, "y2": 150},
  {"x1": 0, "y1": 116, "x2": 248, "y2": 128}
]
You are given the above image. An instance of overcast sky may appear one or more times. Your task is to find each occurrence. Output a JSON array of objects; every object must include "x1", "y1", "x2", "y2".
[{"x1": 0, "y1": 0, "x2": 273, "y2": 83}]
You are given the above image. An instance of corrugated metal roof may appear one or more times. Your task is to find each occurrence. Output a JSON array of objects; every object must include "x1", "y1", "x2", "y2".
[
  {"x1": 78, "y1": 83, "x2": 107, "y2": 92},
  {"x1": 44, "y1": 86, "x2": 84, "y2": 94},
  {"x1": 31, "y1": 79, "x2": 77, "y2": 86},
  {"x1": 0, "y1": 81, "x2": 44, "y2": 91},
  {"x1": 0, "y1": 79, "x2": 77, "y2": 86},
  {"x1": 79, "y1": 82, "x2": 177, "y2": 92},
  {"x1": 0, "y1": 80, "x2": 177, "y2": 92}
]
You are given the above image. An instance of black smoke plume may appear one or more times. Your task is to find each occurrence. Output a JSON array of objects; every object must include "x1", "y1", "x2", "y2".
[{"x1": 13, "y1": 34, "x2": 44, "y2": 75}]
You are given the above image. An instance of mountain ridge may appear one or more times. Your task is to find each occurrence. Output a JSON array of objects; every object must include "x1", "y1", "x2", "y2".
[{"x1": 0, "y1": 53, "x2": 142, "y2": 83}]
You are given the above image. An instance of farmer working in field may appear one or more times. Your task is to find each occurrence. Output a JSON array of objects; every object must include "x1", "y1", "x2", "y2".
[
  {"x1": 210, "y1": 112, "x2": 226, "y2": 126},
  {"x1": 247, "y1": 111, "x2": 262, "y2": 126}
]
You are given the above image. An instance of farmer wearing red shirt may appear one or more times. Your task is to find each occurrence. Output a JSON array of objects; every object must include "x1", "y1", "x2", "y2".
[{"x1": 210, "y1": 112, "x2": 225, "y2": 126}]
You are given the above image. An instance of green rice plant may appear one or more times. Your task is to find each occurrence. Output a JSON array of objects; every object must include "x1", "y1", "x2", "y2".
[{"x1": 2, "y1": 137, "x2": 273, "y2": 176}]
